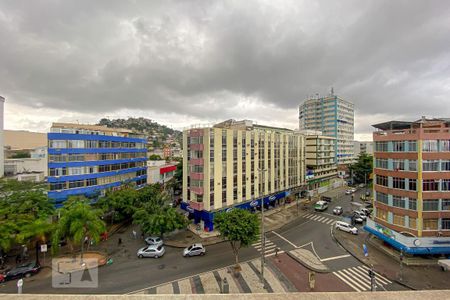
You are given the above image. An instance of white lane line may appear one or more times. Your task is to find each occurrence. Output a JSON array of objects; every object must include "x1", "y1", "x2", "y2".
[
  {"x1": 340, "y1": 269, "x2": 370, "y2": 291},
  {"x1": 265, "y1": 250, "x2": 284, "y2": 257},
  {"x1": 311, "y1": 215, "x2": 321, "y2": 221},
  {"x1": 316, "y1": 216, "x2": 326, "y2": 222},
  {"x1": 320, "y1": 254, "x2": 351, "y2": 262},
  {"x1": 334, "y1": 271, "x2": 363, "y2": 292},
  {"x1": 358, "y1": 266, "x2": 392, "y2": 284},
  {"x1": 297, "y1": 241, "x2": 312, "y2": 249},
  {"x1": 304, "y1": 213, "x2": 313, "y2": 218},
  {"x1": 272, "y1": 231, "x2": 298, "y2": 248},
  {"x1": 252, "y1": 242, "x2": 262, "y2": 247},
  {"x1": 254, "y1": 242, "x2": 275, "y2": 251},
  {"x1": 325, "y1": 219, "x2": 335, "y2": 225}
]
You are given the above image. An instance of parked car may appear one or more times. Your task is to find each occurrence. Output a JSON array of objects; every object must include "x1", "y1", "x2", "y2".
[
  {"x1": 335, "y1": 221, "x2": 358, "y2": 235},
  {"x1": 137, "y1": 245, "x2": 165, "y2": 258},
  {"x1": 0, "y1": 273, "x2": 5, "y2": 283},
  {"x1": 321, "y1": 196, "x2": 332, "y2": 202},
  {"x1": 352, "y1": 214, "x2": 364, "y2": 224},
  {"x1": 353, "y1": 210, "x2": 367, "y2": 221},
  {"x1": 183, "y1": 243, "x2": 206, "y2": 257},
  {"x1": 351, "y1": 188, "x2": 357, "y2": 193},
  {"x1": 4, "y1": 261, "x2": 40, "y2": 281},
  {"x1": 359, "y1": 184, "x2": 365, "y2": 188},
  {"x1": 345, "y1": 189, "x2": 352, "y2": 195},
  {"x1": 438, "y1": 259, "x2": 450, "y2": 271},
  {"x1": 145, "y1": 236, "x2": 163, "y2": 247},
  {"x1": 333, "y1": 206, "x2": 343, "y2": 215},
  {"x1": 314, "y1": 200, "x2": 328, "y2": 212},
  {"x1": 360, "y1": 208, "x2": 371, "y2": 217}
]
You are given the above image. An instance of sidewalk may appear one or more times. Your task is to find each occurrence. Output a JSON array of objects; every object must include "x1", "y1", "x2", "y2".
[{"x1": 332, "y1": 225, "x2": 450, "y2": 290}]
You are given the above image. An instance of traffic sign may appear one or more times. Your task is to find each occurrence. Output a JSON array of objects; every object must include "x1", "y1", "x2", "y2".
[{"x1": 40, "y1": 244, "x2": 48, "y2": 253}]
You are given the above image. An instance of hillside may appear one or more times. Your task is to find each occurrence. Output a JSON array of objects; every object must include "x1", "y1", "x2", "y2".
[{"x1": 97, "y1": 117, "x2": 182, "y2": 148}]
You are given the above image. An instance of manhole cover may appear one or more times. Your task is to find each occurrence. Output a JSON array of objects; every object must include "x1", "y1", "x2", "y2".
[{"x1": 158, "y1": 264, "x2": 165, "y2": 270}]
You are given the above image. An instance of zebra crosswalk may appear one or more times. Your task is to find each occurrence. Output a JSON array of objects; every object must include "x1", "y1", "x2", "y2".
[
  {"x1": 303, "y1": 213, "x2": 337, "y2": 225},
  {"x1": 252, "y1": 237, "x2": 281, "y2": 257},
  {"x1": 333, "y1": 265, "x2": 392, "y2": 292}
]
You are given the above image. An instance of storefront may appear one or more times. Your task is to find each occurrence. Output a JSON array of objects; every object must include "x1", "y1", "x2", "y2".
[{"x1": 181, "y1": 190, "x2": 290, "y2": 231}]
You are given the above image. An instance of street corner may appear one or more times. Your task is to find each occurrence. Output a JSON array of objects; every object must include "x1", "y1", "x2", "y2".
[{"x1": 51, "y1": 257, "x2": 98, "y2": 288}]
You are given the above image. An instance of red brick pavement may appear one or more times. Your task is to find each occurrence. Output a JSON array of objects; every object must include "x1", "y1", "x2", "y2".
[{"x1": 270, "y1": 253, "x2": 353, "y2": 292}]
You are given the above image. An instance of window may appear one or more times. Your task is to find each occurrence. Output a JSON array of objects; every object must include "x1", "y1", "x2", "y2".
[
  {"x1": 376, "y1": 208, "x2": 388, "y2": 221},
  {"x1": 423, "y1": 140, "x2": 438, "y2": 152},
  {"x1": 376, "y1": 175, "x2": 388, "y2": 187},
  {"x1": 440, "y1": 140, "x2": 450, "y2": 152},
  {"x1": 408, "y1": 160, "x2": 417, "y2": 171},
  {"x1": 68, "y1": 180, "x2": 84, "y2": 189},
  {"x1": 442, "y1": 199, "x2": 450, "y2": 211},
  {"x1": 68, "y1": 167, "x2": 83, "y2": 175},
  {"x1": 392, "y1": 196, "x2": 406, "y2": 208},
  {"x1": 441, "y1": 160, "x2": 450, "y2": 171},
  {"x1": 442, "y1": 219, "x2": 450, "y2": 230},
  {"x1": 423, "y1": 160, "x2": 439, "y2": 171},
  {"x1": 442, "y1": 180, "x2": 450, "y2": 191},
  {"x1": 423, "y1": 200, "x2": 439, "y2": 211},
  {"x1": 408, "y1": 140, "x2": 417, "y2": 152},
  {"x1": 86, "y1": 178, "x2": 97, "y2": 186},
  {"x1": 393, "y1": 214, "x2": 405, "y2": 226},
  {"x1": 393, "y1": 159, "x2": 405, "y2": 171},
  {"x1": 376, "y1": 192, "x2": 389, "y2": 204},
  {"x1": 50, "y1": 182, "x2": 65, "y2": 190},
  {"x1": 408, "y1": 179, "x2": 417, "y2": 191},
  {"x1": 375, "y1": 141, "x2": 388, "y2": 152},
  {"x1": 68, "y1": 140, "x2": 85, "y2": 148},
  {"x1": 392, "y1": 141, "x2": 405, "y2": 152},
  {"x1": 375, "y1": 158, "x2": 388, "y2": 169},
  {"x1": 393, "y1": 177, "x2": 405, "y2": 189},
  {"x1": 423, "y1": 179, "x2": 439, "y2": 191},
  {"x1": 409, "y1": 218, "x2": 417, "y2": 229},
  {"x1": 423, "y1": 219, "x2": 438, "y2": 230},
  {"x1": 50, "y1": 140, "x2": 66, "y2": 148},
  {"x1": 409, "y1": 198, "x2": 417, "y2": 210}
]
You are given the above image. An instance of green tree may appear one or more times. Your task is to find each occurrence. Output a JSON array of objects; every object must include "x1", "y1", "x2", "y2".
[
  {"x1": 52, "y1": 197, "x2": 105, "y2": 261},
  {"x1": 11, "y1": 151, "x2": 31, "y2": 158},
  {"x1": 149, "y1": 154, "x2": 162, "y2": 160},
  {"x1": 349, "y1": 153, "x2": 373, "y2": 184},
  {"x1": 0, "y1": 179, "x2": 53, "y2": 256},
  {"x1": 214, "y1": 209, "x2": 260, "y2": 269},
  {"x1": 17, "y1": 219, "x2": 54, "y2": 265},
  {"x1": 133, "y1": 189, "x2": 187, "y2": 238},
  {"x1": 97, "y1": 186, "x2": 138, "y2": 222}
]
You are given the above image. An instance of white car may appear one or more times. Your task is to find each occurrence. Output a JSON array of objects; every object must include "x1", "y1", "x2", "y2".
[
  {"x1": 345, "y1": 190, "x2": 352, "y2": 195},
  {"x1": 335, "y1": 221, "x2": 358, "y2": 235},
  {"x1": 183, "y1": 243, "x2": 206, "y2": 257},
  {"x1": 137, "y1": 245, "x2": 165, "y2": 258},
  {"x1": 351, "y1": 188, "x2": 357, "y2": 193},
  {"x1": 353, "y1": 211, "x2": 367, "y2": 221},
  {"x1": 145, "y1": 236, "x2": 163, "y2": 247}
]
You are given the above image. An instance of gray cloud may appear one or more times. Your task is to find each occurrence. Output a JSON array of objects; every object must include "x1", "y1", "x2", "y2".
[{"x1": 1, "y1": 0, "x2": 449, "y2": 136}]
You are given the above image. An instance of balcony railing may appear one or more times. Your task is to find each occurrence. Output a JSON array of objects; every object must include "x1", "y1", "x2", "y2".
[
  {"x1": 190, "y1": 172, "x2": 204, "y2": 180},
  {"x1": 189, "y1": 158, "x2": 204, "y2": 165},
  {"x1": 190, "y1": 186, "x2": 204, "y2": 195}
]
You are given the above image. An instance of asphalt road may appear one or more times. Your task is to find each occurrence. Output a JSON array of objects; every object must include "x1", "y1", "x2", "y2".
[{"x1": 0, "y1": 185, "x2": 405, "y2": 294}]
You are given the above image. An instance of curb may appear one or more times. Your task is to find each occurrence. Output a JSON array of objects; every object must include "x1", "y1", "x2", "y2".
[
  {"x1": 332, "y1": 228, "x2": 416, "y2": 290},
  {"x1": 286, "y1": 251, "x2": 330, "y2": 274},
  {"x1": 164, "y1": 239, "x2": 227, "y2": 248}
]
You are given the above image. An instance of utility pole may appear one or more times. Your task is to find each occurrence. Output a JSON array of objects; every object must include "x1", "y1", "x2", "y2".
[
  {"x1": 399, "y1": 249, "x2": 404, "y2": 281},
  {"x1": 258, "y1": 167, "x2": 267, "y2": 289}
]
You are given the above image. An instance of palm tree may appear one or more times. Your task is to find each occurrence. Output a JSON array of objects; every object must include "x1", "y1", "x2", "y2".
[{"x1": 52, "y1": 198, "x2": 105, "y2": 262}]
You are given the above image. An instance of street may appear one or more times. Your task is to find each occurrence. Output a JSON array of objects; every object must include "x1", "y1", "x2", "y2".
[{"x1": 0, "y1": 186, "x2": 408, "y2": 294}]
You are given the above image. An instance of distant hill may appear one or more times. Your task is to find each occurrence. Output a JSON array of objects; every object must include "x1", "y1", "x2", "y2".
[{"x1": 97, "y1": 117, "x2": 181, "y2": 148}]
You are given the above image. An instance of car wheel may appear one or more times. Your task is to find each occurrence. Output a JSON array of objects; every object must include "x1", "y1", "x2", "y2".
[
  {"x1": 138, "y1": 254, "x2": 143, "y2": 258},
  {"x1": 25, "y1": 273, "x2": 31, "y2": 278},
  {"x1": 200, "y1": 252, "x2": 205, "y2": 256},
  {"x1": 154, "y1": 255, "x2": 159, "y2": 259}
]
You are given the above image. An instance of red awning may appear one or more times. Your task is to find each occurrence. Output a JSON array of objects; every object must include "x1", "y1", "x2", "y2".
[{"x1": 160, "y1": 165, "x2": 176, "y2": 174}]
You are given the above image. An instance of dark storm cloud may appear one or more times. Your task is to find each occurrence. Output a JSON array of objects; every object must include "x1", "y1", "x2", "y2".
[{"x1": 0, "y1": 0, "x2": 449, "y2": 134}]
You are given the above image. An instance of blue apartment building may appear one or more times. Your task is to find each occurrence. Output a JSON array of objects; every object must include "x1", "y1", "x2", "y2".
[{"x1": 47, "y1": 123, "x2": 147, "y2": 206}]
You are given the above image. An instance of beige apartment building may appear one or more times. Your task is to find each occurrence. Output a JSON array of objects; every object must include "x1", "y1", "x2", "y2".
[
  {"x1": 182, "y1": 119, "x2": 305, "y2": 231},
  {"x1": 305, "y1": 134, "x2": 337, "y2": 190}
]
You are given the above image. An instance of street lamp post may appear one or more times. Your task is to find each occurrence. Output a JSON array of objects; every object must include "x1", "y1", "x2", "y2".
[{"x1": 258, "y1": 167, "x2": 267, "y2": 289}]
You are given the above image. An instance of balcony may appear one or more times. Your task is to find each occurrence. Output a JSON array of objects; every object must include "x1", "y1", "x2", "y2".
[
  {"x1": 190, "y1": 186, "x2": 204, "y2": 195},
  {"x1": 189, "y1": 158, "x2": 204, "y2": 165},
  {"x1": 190, "y1": 172, "x2": 204, "y2": 180},
  {"x1": 188, "y1": 200, "x2": 204, "y2": 211},
  {"x1": 190, "y1": 144, "x2": 204, "y2": 151}
]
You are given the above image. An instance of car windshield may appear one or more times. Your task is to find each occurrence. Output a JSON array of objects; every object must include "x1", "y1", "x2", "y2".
[
  {"x1": 157, "y1": 246, "x2": 162, "y2": 251},
  {"x1": 187, "y1": 245, "x2": 193, "y2": 250}
]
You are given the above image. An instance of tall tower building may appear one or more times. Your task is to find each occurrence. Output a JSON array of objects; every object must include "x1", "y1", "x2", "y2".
[
  {"x1": 299, "y1": 91, "x2": 354, "y2": 165},
  {"x1": 0, "y1": 96, "x2": 4, "y2": 177}
]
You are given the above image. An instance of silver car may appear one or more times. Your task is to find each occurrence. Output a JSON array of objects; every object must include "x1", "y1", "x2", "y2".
[
  {"x1": 145, "y1": 236, "x2": 163, "y2": 247},
  {"x1": 137, "y1": 245, "x2": 165, "y2": 258},
  {"x1": 183, "y1": 243, "x2": 206, "y2": 257}
]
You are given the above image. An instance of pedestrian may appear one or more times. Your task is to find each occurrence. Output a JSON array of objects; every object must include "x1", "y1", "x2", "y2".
[
  {"x1": 132, "y1": 230, "x2": 137, "y2": 239},
  {"x1": 22, "y1": 245, "x2": 28, "y2": 260},
  {"x1": 16, "y1": 254, "x2": 21, "y2": 264},
  {"x1": 118, "y1": 238, "x2": 122, "y2": 246},
  {"x1": 141, "y1": 232, "x2": 144, "y2": 239}
]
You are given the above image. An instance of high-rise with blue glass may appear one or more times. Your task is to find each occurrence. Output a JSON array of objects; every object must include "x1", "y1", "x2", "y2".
[
  {"x1": 299, "y1": 91, "x2": 354, "y2": 165},
  {"x1": 47, "y1": 123, "x2": 147, "y2": 206}
]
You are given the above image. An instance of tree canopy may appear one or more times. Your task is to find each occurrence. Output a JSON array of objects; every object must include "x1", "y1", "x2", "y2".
[
  {"x1": 349, "y1": 153, "x2": 373, "y2": 184},
  {"x1": 214, "y1": 209, "x2": 260, "y2": 267}
]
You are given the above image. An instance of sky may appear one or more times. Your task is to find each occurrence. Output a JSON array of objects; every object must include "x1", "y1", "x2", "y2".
[{"x1": 1, "y1": 0, "x2": 449, "y2": 141}]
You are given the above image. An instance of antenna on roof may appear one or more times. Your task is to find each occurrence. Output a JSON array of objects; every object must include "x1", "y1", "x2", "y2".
[{"x1": 330, "y1": 87, "x2": 334, "y2": 96}]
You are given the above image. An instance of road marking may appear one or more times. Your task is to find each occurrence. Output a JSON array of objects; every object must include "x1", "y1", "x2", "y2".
[
  {"x1": 320, "y1": 254, "x2": 351, "y2": 262},
  {"x1": 317, "y1": 216, "x2": 326, "y2": 222},
  {"x1": 341, "y1": 268, "x2": 370, "y2": 290},
  {"x1": 272, "y1": 231, "x2": 298, "y2": 248},
  {"x1": 333, "y1": 271, "x2": 363, "y2": 292}
]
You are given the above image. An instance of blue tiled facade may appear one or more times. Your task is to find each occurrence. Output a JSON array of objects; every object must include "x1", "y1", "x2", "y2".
[{"x1": 47, "y1": 126, "x2": 147, "y2": 206}]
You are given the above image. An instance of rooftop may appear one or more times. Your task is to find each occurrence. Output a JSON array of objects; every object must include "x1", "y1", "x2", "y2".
[
  {"x1": 51, "y1": 122, "x2": 134, "y2": 134},
  {"x1": 372, "y1": 117, "x2": 450, "y2": 131}
]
